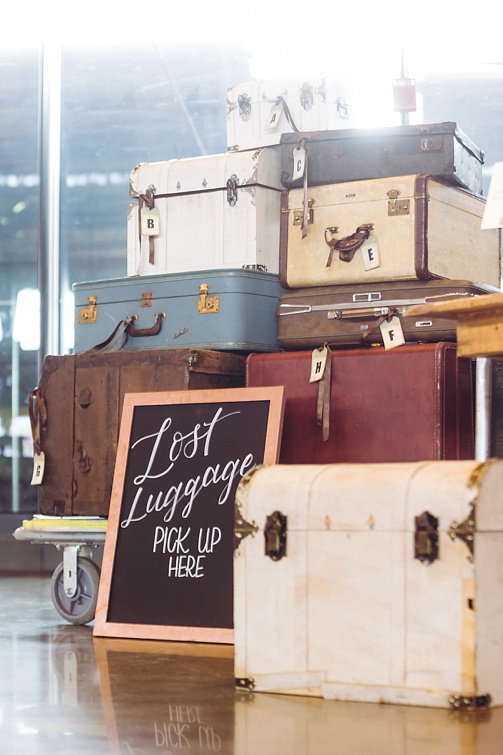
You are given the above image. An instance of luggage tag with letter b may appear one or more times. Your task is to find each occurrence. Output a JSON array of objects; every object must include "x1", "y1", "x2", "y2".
[
  {"x1": 31, "y1": 452, "x2": 45, "y2": 485},
  {"x1": 380, "y1": 316, "x2": 405, "y2": 350},
  {"x1": 140, "y1": 206, "x2": 160, "y2": 236},
  {"x1": 361, "y1": 234, "x2": 380, "y2": 271},
  {"x1": 309, "y1": 346, "x2": 328, "y2": 382}
]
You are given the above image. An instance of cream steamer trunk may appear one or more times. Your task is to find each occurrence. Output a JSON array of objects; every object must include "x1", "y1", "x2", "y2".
[
  {"x1": 127, "y1": 148, "x2": 282, "y2": 277},
  {"x1": 234, "y1": 460, "x2": 503, "y2": 709},
  {"x1": 226, "y1": 76, "x2": 352, "y2": 152},
  {"x1": 279, "y1": 174, "x2": 501, "y2": 289}
]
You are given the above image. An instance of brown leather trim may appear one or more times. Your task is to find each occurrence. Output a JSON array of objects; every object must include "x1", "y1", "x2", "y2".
[
  {"x1": 414, "y1": 174, "x2": 429, "y2": 279},
  {"x1": 279, "y1": 190, "x2": 291, "y2": 289}
]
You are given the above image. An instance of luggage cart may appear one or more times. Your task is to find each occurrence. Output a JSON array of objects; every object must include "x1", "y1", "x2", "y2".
[{"x1": 13, "y1": 516, "x2": 107, "y2": 625}]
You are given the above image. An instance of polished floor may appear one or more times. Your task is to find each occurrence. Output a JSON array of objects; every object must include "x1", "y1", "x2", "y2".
[{"x1": 1, "y1": 573, "x2": 503, "y2": 754}]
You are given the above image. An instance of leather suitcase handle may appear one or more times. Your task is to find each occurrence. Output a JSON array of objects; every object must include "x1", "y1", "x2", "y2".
[
  {"x1": 125, "y1": 311, "x2": 165, "y2": 338},
  {"x1": 325, "y1": 224, "x2": 374, "y2": 265}
]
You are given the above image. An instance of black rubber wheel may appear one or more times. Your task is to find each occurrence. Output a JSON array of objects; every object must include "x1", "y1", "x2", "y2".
[{"x1": 50, "y1": 557, "x2": 100, "y2": 625}]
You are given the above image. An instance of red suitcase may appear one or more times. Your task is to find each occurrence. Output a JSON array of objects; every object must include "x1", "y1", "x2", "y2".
[{"x1": 246, "y1": 343, "x2": 474, "y2": 463}]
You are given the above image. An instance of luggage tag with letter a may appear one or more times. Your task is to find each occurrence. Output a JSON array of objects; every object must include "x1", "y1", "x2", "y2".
[
  {"x1": 380, "y1": 316, "x2": 405, "y2": 350},
  {"x1": 361, "y1": 234, "x2": 380, "y2": 271},
  {"x1": 140, "y1": 206, "x2": 160, "y2": 237},
  {"x1": 263, "y1": 100, "x2": 284, "y2": 132},
  {"x1": 309, "y1": 345, "x2": 328, "y2": 382}
]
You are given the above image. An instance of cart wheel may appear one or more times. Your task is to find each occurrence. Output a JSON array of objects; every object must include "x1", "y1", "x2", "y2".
[{"x1": 50, "y1": 557, "x2": 101, "y2": 625}]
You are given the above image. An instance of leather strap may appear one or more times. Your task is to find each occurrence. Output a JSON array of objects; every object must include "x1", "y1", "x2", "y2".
[
  {"x1": 276, "y1": 96, "x2": 300, "y2": 133},
  {"x1": 326, "y1": 225, "x2": 373, "y2": 265},
  {"x1": 29, "y1": 388, "x2": 47, "y2": 456}
]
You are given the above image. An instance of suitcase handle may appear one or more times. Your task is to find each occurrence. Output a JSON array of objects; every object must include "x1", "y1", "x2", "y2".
[
  {"x1": 325, "y1": 224, "x2": 374, "y2": 265},
  {"x1": 125, "y1": 311, "x2": 165, "y2": 338}
]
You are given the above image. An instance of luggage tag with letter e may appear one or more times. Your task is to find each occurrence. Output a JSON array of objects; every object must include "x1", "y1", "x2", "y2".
[
  {"x1": 380, "y1": 316, "x2": 405, "y2": 350},
  {"x1": 140, "y1": 206, "x2": 160, "y2": 236},
  {"x1": 263, "y1": 100, "x2": 284, "y2": 131},
  {"x1": 361, "y1": 234, "x2": 380, "y2": 271},
  {"x1": 31, "y1": 452, "x2": 45, "y2": 485},
  {"x1": 309, "y1": 345, "x2": 328, "y2": 382},
  {"x1": 292, "y1": 146, "x2": 306, "y2": 181}
]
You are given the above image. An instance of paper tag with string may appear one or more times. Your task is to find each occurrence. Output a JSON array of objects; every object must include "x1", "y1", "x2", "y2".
[
  {"x1": 292, "y1": 146, "x2": 306, "y2": 181},
  {"x1": 263, "y1": 100, "x2": 284, "y2": 131},
  {"x1": 361, "y1": 234, "x2": 380, "y2": 270},
  {"x1": 31, "y1": 452, "x2": 45, "y2": 485},
  {"x1": 309, "y1": 346, "x2": 328, "y2": 382},
  {"x1": 380, "y1": 316, "x2": 405, "y2": 350},
  {"x1": 140, "y1": 206, "x2": 160, "y2": 236}
]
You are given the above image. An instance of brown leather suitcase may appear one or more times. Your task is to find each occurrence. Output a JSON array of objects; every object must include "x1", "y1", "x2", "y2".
[
  {"x1": 246, "y1": 343, "x2": 474, "y2": 463},
  {"x1": 30, "y1": 348, "x2": 246, "y2": 516},
  {"x1": 277, "y1": 279, "x2": 497, "y2": 349}
]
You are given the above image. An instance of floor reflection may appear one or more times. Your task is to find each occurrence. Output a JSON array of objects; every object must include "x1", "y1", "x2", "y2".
[{"x1": 2, "y1": 576, "x2": 503, "y2": 754}]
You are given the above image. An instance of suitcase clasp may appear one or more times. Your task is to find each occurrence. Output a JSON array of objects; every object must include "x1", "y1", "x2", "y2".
[
  {"x1": 78, "y1": 295, "x2": 97, "y2": 324},
  {"x1": 387, "y1": 190, "x2": 410, "y2": 216},
  {"x1": 198, "y1": 283, "x2": 220, "y2": 314},
  {"x1": 293, "y1": 198, "x2": 314, "y2": 226},
  {"x1": 264, "y1": 510, "x2": 287, "y2": 561},
  {"x1": 414, "y1": 511, "x2": 439, "y2": 564}
]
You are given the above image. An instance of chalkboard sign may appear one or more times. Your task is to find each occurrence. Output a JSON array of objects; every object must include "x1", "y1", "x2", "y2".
[{"x1": 93, "y1": 386, "x2": 284, "y2": 642}]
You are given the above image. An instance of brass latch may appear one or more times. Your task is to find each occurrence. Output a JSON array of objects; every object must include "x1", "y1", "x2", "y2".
[
  {"x1": 449, "y1": 504, "x2": 475, "y2": 561},
  {"x1": 388, "y1": 189, "x2": 410, "y2": 216},
  {"x1": 198, "y1": 283, "x2": 219, "y2": 314},
  {"x1": 264, "y1": 510, "x2": 287, "y2": 561},
  {"x1": 293, "y1": 198, "x2": 314, "y2": 226},
  {"x1": 78, "y1": 295, "x2": 97, "y2": 324},
  {"x1": 414, "y1": 511, "x2": 439, "y2": 564}
]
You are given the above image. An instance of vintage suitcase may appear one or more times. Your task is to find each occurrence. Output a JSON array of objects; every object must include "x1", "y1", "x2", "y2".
[
  {"x1": 280, "y1": 122, "x2": 484, "y2": 195},
  {"x1": 226, "y1": 75, "x2": 352, "y2": 152},
  {"x1": 276, "y1": 279, "x2": 499, "y2": 349},
  {"x1": 246, "y1": 343, "x2": 475, "y2": 463},
  {"x1": 73, "y1": 268, "x2": 282, "y2": 354},
  {"x1": 127, "y1": 148, "x2": 282, "y2": 277},
  {"x1": 279, "y1": 174, "x2": 501, "y2": 289},
  {"x1": 29, "y1": 348, "x2": 246, "y2": 516},
  {"x1": 234, "y1": 459, "x2": 503, "y2": 708}
]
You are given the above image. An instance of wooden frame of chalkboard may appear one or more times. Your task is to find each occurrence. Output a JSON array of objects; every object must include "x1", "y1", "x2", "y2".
[{"x1": 93, "y1": 386, "x2": 284, "y2": 643}]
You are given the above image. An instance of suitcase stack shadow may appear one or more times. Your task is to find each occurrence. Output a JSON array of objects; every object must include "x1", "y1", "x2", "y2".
[{"x1": 27, "y1": 77, "x2": 503, "y2": 710}]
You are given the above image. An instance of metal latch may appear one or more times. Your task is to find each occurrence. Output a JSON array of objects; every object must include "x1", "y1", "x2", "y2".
[
  {"x1": 226, "y1": 174, "x2": 239, "y2": 206},
  {"x1": 387, "y1": 189, "x2": 410, "y2": 216},
  {"x1": 414, "y1": 511, "x2": 439, "y2": 564},
  {"x1": 238, "y1": 93, "x2": 252, "y2": 122},
  {"x1": 449, "y1": 505, "x2": 475, "y2": 561},
  {"x1": 293, "y1": 198, "x2": 314, "y2": 226},
  {"x1": 78, "y1": 295, "x2": 97, "y2": 324},
  {"x1": 420, "y1": 135, "x2": 444, "y2": 153},
  {"x1": 264, "y1": 511, "x2": 287, "y2": 561},
  {"x1": 300, "y1": 81, "x2": 314, "y2": 110},
  {"x1": 141, "y1": 291, "x2": 153, "y2": 307},
  {"x1": 198, "y1": 283, "x2": 219, "y2": 314}
]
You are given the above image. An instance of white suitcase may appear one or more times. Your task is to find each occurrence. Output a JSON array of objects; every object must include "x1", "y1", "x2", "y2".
[
  {"x1": 226, "y1": 76, "x2": 352, "y2": 152},
  {"x1": 234, "y1": 460, "x2": 503, "y2": 709},
  {"x1": 127, "y1": 148, "x2": 282, "y2": 277},
  {"x1": 279, "y1": 174, "x2": 502, "y2": 289}
]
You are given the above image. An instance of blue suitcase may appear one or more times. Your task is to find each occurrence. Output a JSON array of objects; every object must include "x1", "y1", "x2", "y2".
[{"x1": 73, "y1": 268, "x2": 282, "y2": 354}]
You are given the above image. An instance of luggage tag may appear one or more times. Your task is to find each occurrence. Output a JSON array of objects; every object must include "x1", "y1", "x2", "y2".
[
  {"x1": 309, "y1": 346, "x2": 328, "y2": 382},
  {"x1": 31, "y1": 451, "x2": 45, "y2": 485},
  {"x1": 292, "y1": 146, "x2": 306, "y2": 181},
  {"x1": 380, "y1": 316, "x2": 405, "y2": 350},
  {"x1": 263, "y1": 100, "x2": 284, "y2": 131},
  {"x1": 361, "y1": 234, "x2": 380, "y2": 271},
  {"x1": 140, "y1": 206, "x2": 160, "y2": 236}
]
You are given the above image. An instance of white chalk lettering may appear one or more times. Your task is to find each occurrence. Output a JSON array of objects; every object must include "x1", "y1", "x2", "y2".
[
  {"x1": 167, "y1": 554, "x2": 206, "y2": 578},
  {"x1": 152, "y1": 526, "x2": 191, "y2": 554}
]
